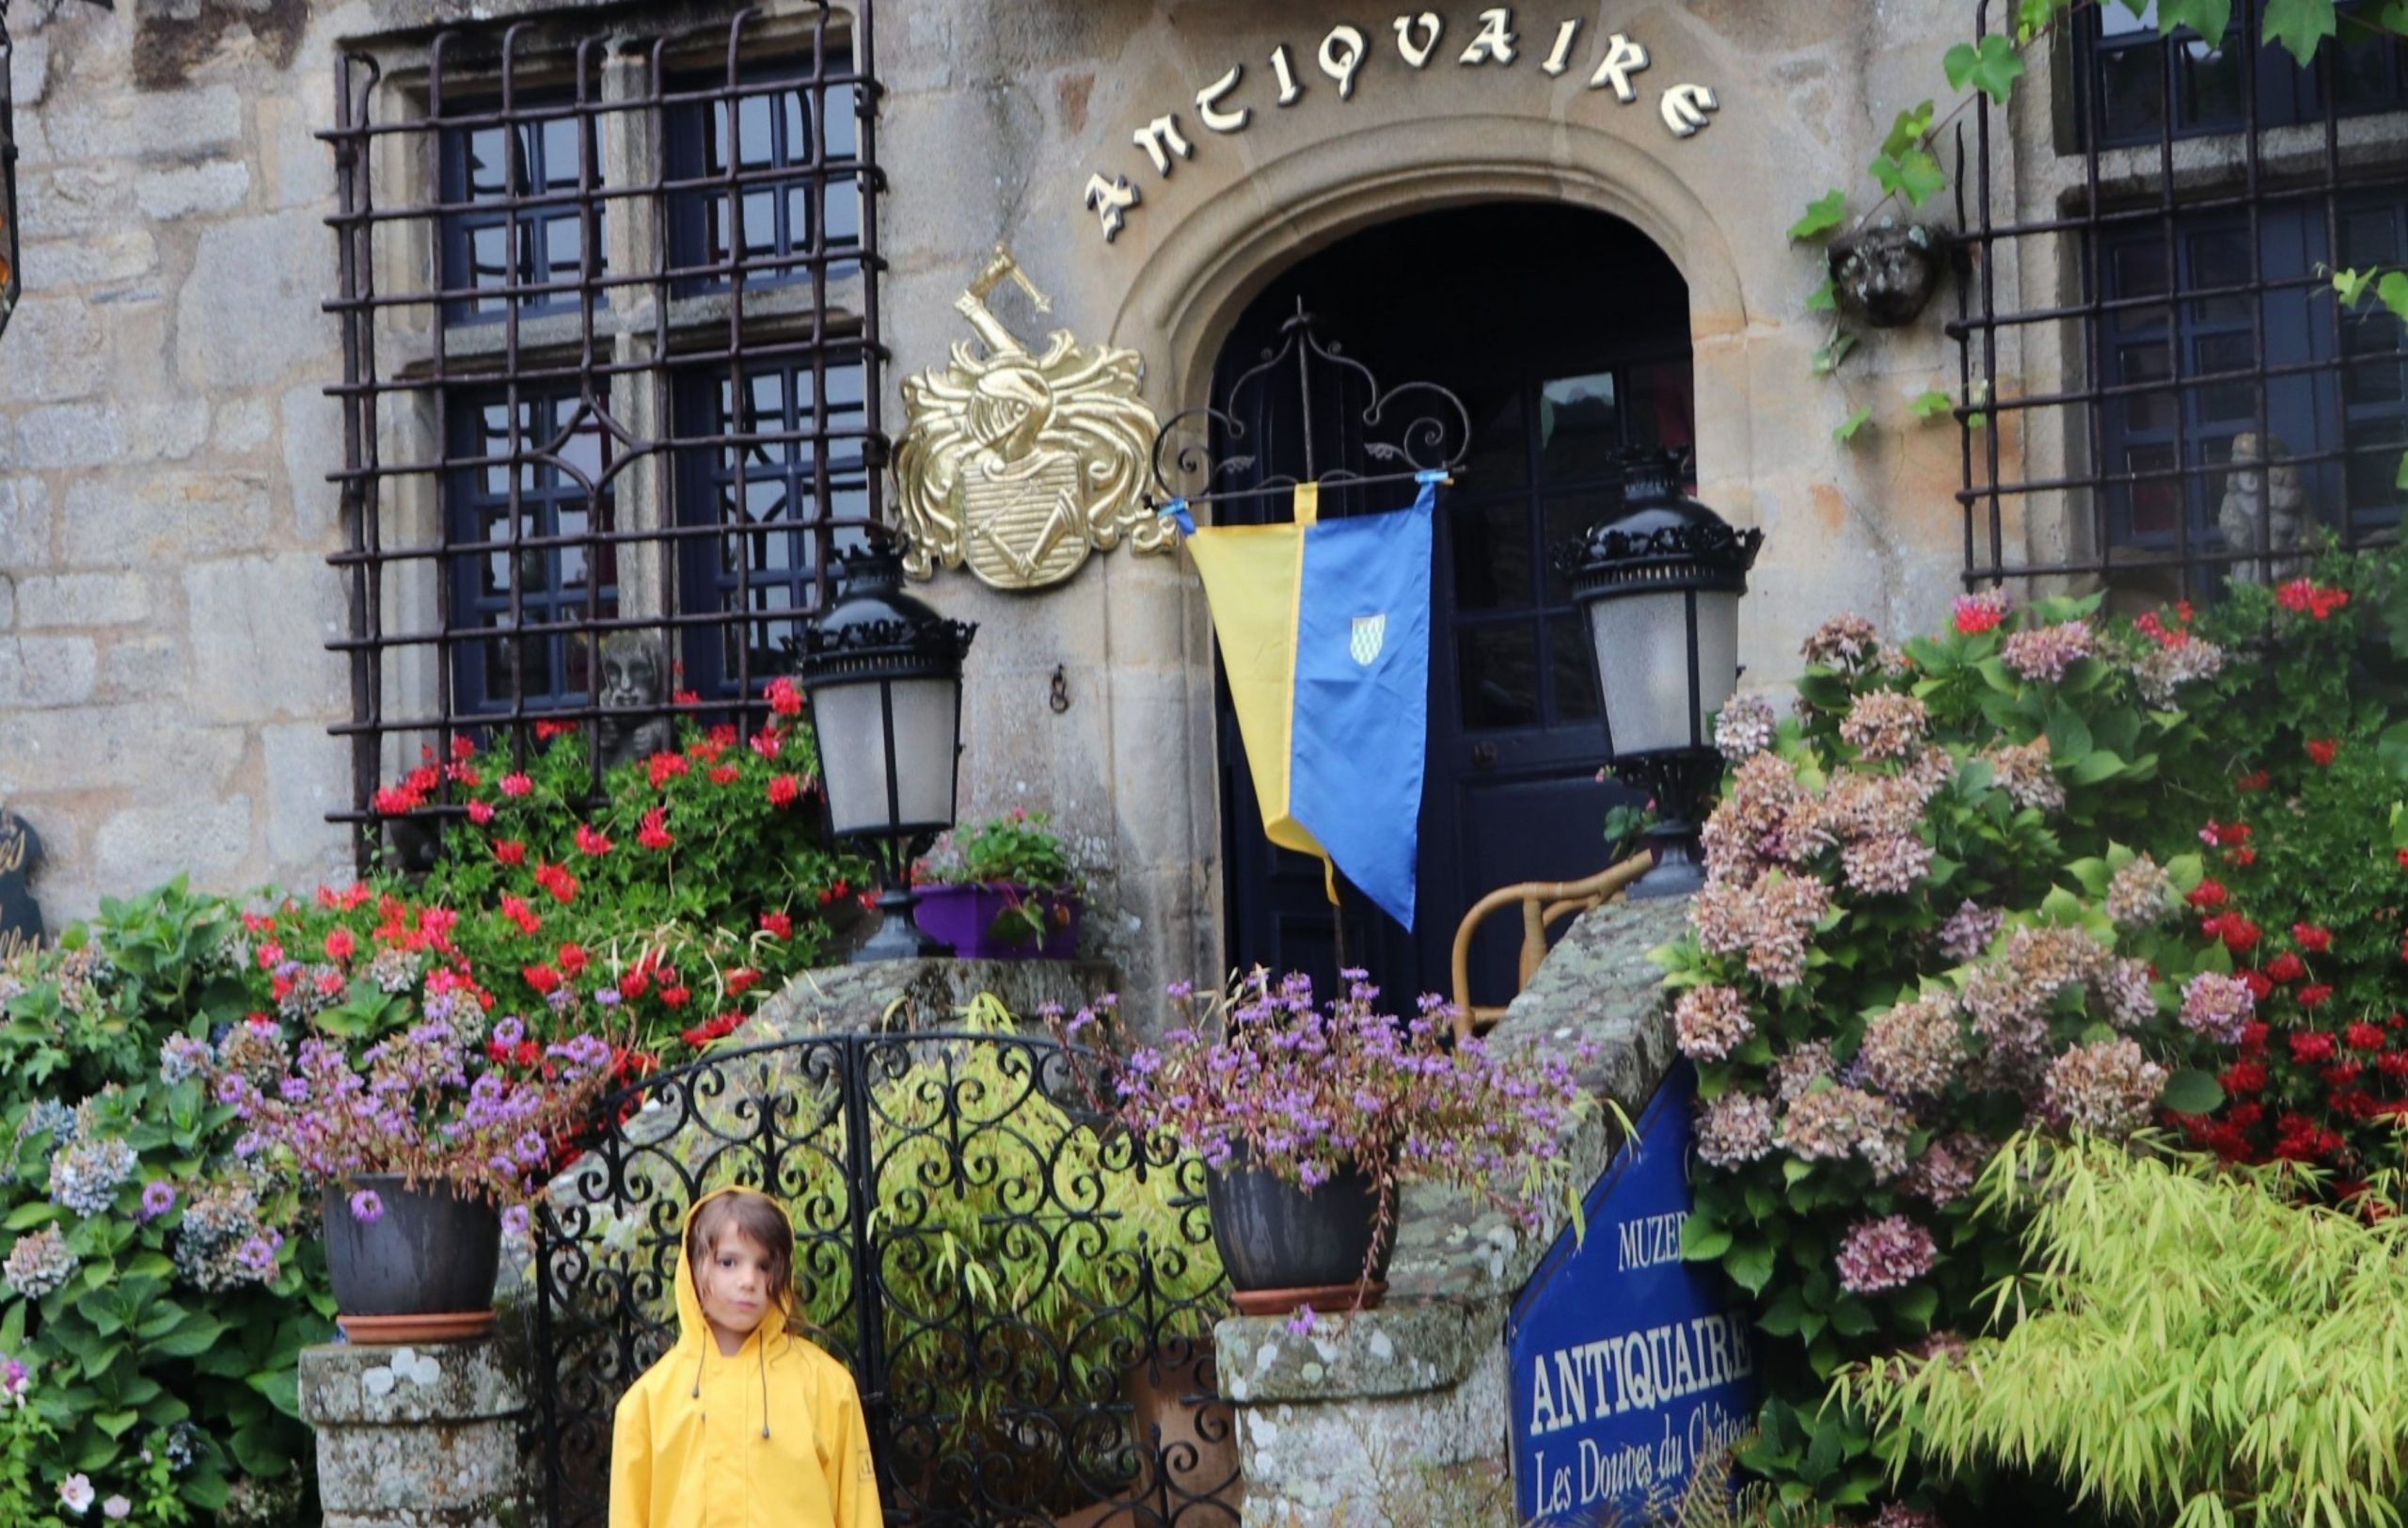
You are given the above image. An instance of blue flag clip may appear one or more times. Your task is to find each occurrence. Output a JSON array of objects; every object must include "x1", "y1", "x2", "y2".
[{"x1": 1162, "y1": 497, "x2": 1196, "y2": 538}]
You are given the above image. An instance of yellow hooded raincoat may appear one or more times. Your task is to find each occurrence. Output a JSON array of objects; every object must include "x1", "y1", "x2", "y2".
[{"x1": 609, "y1": 1188, "x2": 882, "y2": 1528}]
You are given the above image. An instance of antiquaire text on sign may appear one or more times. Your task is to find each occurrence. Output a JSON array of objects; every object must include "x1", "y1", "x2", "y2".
[
  {"x1": 1507, "y1": 1062, "x2": 1757, "y2": 1523},
  {"x1": 1081, "y1": 8, "x2": 1723, "y2": 243}
]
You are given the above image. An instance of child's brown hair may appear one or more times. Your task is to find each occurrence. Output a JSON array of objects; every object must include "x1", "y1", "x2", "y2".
[{"x1": 688, "y1": 1188, "x2": 808, "y2": 1336}]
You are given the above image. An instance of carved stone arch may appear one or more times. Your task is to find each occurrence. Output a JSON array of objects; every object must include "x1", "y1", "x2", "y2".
[{"x1": 1084, "y1": 111, "x2": 1762, "y2": 997}]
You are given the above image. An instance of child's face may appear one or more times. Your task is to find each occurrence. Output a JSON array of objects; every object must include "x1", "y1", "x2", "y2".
[{"x1": 694, "y1": 1227, "x2": 778, "y2": 1344}]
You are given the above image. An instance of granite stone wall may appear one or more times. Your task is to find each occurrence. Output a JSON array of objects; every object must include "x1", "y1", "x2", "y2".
[{"x1": 5, "y1": 0, "x2": 2011, "y2": 1027}]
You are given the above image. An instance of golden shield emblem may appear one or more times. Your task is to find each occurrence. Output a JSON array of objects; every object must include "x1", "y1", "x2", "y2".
[{"x1": 894, "y1": 247, "x2": 1164, "y2": 592}]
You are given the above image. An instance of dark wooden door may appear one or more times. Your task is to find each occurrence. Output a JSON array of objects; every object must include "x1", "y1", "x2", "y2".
[{"x1": 1212, "y1": 203, "x2": 1694, "y2": 1010}]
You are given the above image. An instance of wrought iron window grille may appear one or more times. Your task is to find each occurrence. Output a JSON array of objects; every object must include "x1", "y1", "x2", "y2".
[
  {"x1": 1953, "y1": 0, "x2": 2408, "y2": 601},
  {"x1": 325, "y1": 5, "x2": 886, "y2": 860}
]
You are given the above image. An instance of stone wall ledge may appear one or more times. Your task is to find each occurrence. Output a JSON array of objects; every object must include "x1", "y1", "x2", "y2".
[
  {"x1": 299, "y1": 1340, "x2": 525, "y2": 1427},
  {"x1": 1216, "y1": 1294, "x2": 1507, "y2": 1405}
]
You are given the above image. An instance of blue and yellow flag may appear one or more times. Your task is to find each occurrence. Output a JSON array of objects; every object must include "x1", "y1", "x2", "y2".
[{"x1": 1177, "y1": 473, "x2": 1435, "y2": 931}]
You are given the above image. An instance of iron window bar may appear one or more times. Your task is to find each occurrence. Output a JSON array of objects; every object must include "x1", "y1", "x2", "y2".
[
  {"x1": 1952, "y1": 0, "x2": 2408, "y2": 598},
  {"x1": 323, "y1": 5, "x2": 886, "y2": 862}
]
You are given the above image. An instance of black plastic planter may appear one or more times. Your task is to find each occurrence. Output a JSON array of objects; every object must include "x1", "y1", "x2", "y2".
[
  {"x1": 1203, "y1": 1159, "x2": 1393, "y2": 1315},
  {"x1": 322, "y1": 1173, "x2": 502, "y2": 1341}
]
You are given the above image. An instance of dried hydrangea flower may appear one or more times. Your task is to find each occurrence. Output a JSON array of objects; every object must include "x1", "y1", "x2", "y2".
[
  {"x1": 2, "y1": 1226, "x2": 78, "y2": 1299},
  {"x1": 1779, "y1": 1084, "x2": 1909, "y2": 1181},
  {"x1": 2042, "y1": 1038, "x2": 2166, "y2": 1136},
  {"x1": 1861, "y1": 992, "x2": 1965, "y2": 1098},
  {"x1": 1938, "y1": 900, "x2": 2004, "y2": 964},
  {"x1": 2000, "y1": 619, "x2": 2095, "y2": 683},
  {"x1": 1713, "y1": 692, "x2": 1777, "y2": 761},
  {"x1": 1982, "y1": 737, "x2": 2065, "y2": 811},
  {"x1": 1844, "y1": 834, "x2": 1935, "y2": 897},
  {"x1": 1836, "y1": 1214, "x2": 1938, "y2": 1295},
  {"x1": 49, "y1": 1137, "x2": 136, "y2": 1218},
  {"x1": 1701, "y1": 753, "x2": 1833, "y2": 884},
  {"x1": 1673, "y1": 983, "x2": 1754, "y2": 1062},
  {"x1": 2095, "y1": 956, "x2": 2158, "y2": 1030},
  {"x1": 1902, "y1": 1131, "x2": 1989, "y2": 1208},
  {"x1": 1802, "y1": 613, "x2": 1881, "y2": 674},
  {"x1": 1838, "y1": 691, "x2": 1931, "y2": 761},
  {"x1": 2178, "y1": 971, "x2": 2255, "y2": 1044},
  {"x1": 1689, "y1": 873, "x2": 1833, "y2": 988},
  {"x1": 2104, "y1": 854, "x2": 2177, "y2": 930},
  {"x1": 1769, "y1": 1042, "x2": 1838, "y2": 1107},
  {"x1": 2131, "y1": 634, "x2": 2226, "y2": 706},
  {"x1": 1695, "y1": 1091, "x2": 1778, "y2": 1168}
]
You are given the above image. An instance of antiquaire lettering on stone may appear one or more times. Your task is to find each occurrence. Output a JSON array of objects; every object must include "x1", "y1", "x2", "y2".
[
  {"x1": 893, "y1": 247, "x2": 1164, "y2": 592},
  {"x1": 1080, "y1": 8, "x2": 1725, "y2": 243}
]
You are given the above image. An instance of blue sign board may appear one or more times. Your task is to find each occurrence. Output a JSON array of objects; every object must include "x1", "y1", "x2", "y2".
[{"x1": 1507, "y1": 1062, "x2": 1757, "y2": 1523}]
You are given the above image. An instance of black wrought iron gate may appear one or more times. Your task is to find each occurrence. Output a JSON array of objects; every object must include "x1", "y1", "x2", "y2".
[{"x1": 526, "y1": 1027, "x2": 1239, "y2": 1527}]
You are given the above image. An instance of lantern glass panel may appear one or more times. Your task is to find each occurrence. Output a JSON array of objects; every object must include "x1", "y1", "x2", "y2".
[
  {"x1": 811, "y1": 674, "x2": 958, "y2": 838},
  {"x1": 1587, "y1": 586, "x2": 1739, "y2": 755}
]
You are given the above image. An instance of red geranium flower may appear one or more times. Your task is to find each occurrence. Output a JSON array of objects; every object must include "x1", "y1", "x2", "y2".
[
  {"x1": 2236, "y1": 768, "x2": 2271, "y2": 792},
  {"x1": 499, "y1": 895, "x2": 542, "y2": 935},
  {"x1": 637, "y1": 806, "x2": 673, "y2": 852},
  {"x1": 708, "y1": 765, "x2": 739, "y2": 786},
  {"x1": 2292, "y1": 923, "x2": 2333, "y2": 953},
  {"x1": 646, "y1": 753, "x2": 689, "y2": 790},
  {"x1": 2186, "y1": 879, "x2": 2229, "y2": 909},
  {"x1": 500, "y1": 772, "x2": 533, "y2": 798},
  {"x1": 324, "y1": 928, "x2": 356, "y2": 963},
  {"x1": 2289, "y1": 1031, "x2": 2337, "y2": 1064},
  {"x1": 493, "y1": 838, "x2": 527, "y2": 867},
  {"x1": 760, "y1": 910, "x2": 792, "y2": 940},
  {"x1": 767, "y1": 774, "x2": 802, "y2": 808},
  {"x1": 558, "y1": 943, "x2": 590, "y2": 977},
  {"x1": 574, "y1": 822, "x2": 614, "y2": 856},
  {"x1": 522, "y1": 964, "x2": 562, "y2": 995},
  {"x1": 659, "y1": 984, "x2": 690, "y2": 1010},
  {"x1": 2307, "y1": 738, "x2": 2339, "y2": 767},
  {"x1": 535, "y1": 720, "x2": 578, "y2": 740},
  {"x1": 2221, "y1": 1060, "x2": 2267, "y2": 1094},
  {"x1": 532, "y1": 863, "x2": 578, "y2": 904},
  {"x1": 751, "y1": 727, "x2": 783, "y2": 760},
  {"x1": 2300, "y1": 984, "x2": 2335, "y2": 1008},
  {"x1": 467, "y1": 800, "x2": 496, "y2": 825},
  {"x1": 2242, "y1": 969, "x2": 2274, "y2": 1000},
  {"x1": 2347, "y1": 1021, "x2": 2386, "y2": 1051},
  {"x1": 767, "y1": 676, "x2": 803, "y2": 716},
  {"x1": 2266, "y1": 952, "x2": 2305, "y2": 983}
]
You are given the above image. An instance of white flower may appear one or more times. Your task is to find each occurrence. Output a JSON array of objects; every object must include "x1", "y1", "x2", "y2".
[
  {"x1": 102, "y1": 1496, "x2": 131, "y2": 1522},
  {"x1": 60, "y1": 1474, "x2": 95, "y2": 1515}
]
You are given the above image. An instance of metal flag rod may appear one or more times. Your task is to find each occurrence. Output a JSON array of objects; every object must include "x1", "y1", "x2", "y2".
[{"x1": 1145, "y1": 297, "x2": 1473, "y2": 514}]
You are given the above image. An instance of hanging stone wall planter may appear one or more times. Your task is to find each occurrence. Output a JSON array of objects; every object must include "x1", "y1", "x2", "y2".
[{"x1": 1828, "y1": 219, "x2": 1950, "y2": 328}]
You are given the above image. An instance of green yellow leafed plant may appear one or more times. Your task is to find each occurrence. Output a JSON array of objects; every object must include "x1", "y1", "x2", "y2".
[{"x1": 1838, "y1": 1132, "x2": 2408, "y2": 1528}]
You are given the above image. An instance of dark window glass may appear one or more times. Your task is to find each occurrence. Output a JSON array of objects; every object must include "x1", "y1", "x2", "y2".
[
  {"x1": 445, "y1": 387, "x2": 617, "y2": 713},
  {"x1": 2096, "y1": 194, "x2": 2408, "y2": 562},
  {"x1": 438, "y1": 102, "x2": 601, "y2": 323},
  {"x1": 2086, "y1": 0, "x2": 2406, "y2": 149},
  {"x1": 673, "y1": 356, "x2": 872, "y2": 697},
  {"x1": 667, "y1": 68, "x2": 863, "y2": 289}
]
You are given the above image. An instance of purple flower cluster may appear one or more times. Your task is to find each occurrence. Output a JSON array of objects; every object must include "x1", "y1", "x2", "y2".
[
  {"x1": 218, "y1": 1011, "x2": 618, "y2": 1216},
  {"x1": 2178, "y1": 971, "x2": 2256, "y2": 1045},
  {"x1": 1058, "y1": 973, "x2": 1597, "y2": 1238}
]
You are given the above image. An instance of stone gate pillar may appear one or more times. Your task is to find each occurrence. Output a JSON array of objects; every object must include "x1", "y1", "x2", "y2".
[{"x1": 298, "y1": 1339, "x2": 528, "y2": 1528}]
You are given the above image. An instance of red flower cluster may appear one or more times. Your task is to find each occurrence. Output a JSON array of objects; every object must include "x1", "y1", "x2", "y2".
[
  {"x1": 2133, "y1": 603, "x2": 2195, "y2": 649},
  {"x1": 2307, "y1": 737, "x2": 2339, "y2": 767},
  {"x1": 2275, "y1": 579, "x2": 2351, "y2": 620},
  {"x1": 637, "y1": 806, "x2": 673, "y2": 851},
  {"x1": 679, "y1": 1011, "x2": 747, "y2": 1048}
]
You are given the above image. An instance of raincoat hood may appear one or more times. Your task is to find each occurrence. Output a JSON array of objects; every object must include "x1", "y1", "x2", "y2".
[{"x1": 610, "y1": 1186, "x2": 880, "y2": 1528}]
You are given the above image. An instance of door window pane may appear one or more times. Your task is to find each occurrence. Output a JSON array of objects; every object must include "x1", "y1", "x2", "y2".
[
  {"x1": 1458, "y1": 624, "x2": 1541, "y2": 730},
  {"x1": 1548, "y1": 615, "x2": 1599, "y2": 722},
  {"x1": 1451, "y1": 501, "x2": 1532, "y2": 610},
  {"x1": 1538, "y1": 373, "x2": 1621, "y2": 482}
]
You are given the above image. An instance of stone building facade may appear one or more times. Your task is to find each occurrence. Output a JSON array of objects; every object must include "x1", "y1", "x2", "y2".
[{"x1": 1, "y1": 0, "x2": 2390, "y2": 1014}]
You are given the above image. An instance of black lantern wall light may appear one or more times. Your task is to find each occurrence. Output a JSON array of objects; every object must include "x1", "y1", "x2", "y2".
[
  {"x1": 797, "y1": 541, "x2": 978, "y2": 963},
  {"x1": 1564, "y1": 451, "x2": 1765, "y2": 899},
  {"x1": 0, "y1": 0, "x2": 114, "y2": 344}
]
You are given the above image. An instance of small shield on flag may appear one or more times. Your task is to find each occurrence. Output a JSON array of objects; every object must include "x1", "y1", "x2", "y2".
[{"x1": 1350, "y1": 613, "x2": 1387, "y2": 667}]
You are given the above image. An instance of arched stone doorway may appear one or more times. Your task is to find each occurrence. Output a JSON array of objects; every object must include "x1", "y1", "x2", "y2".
[{"x1": 1205, "y1": 201, "x2": 1693, "y2": 1005}]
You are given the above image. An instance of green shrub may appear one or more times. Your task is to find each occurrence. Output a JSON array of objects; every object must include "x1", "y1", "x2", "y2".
[{"x1": 1838, "y1": 1133, "x2": 2408, "y2": 1528}]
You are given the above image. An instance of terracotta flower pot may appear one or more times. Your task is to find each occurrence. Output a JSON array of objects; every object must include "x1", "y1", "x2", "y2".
[
  {"x1": 911, "y1": 882, "x2": 1081, "y2": 960},
  {"x1": 323, "y1": 1173, "x2": 502, "y2": 1343}
]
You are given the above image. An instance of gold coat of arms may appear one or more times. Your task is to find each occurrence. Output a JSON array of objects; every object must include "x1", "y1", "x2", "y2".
[{"x1": 895, "y1": 247, "x2": 1164, "y2": 591}]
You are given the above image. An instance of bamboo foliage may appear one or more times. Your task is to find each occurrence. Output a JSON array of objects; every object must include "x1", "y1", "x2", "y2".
[{"x1": 1836, "y1": 1134, "x2": 2408, "y2": 1528}]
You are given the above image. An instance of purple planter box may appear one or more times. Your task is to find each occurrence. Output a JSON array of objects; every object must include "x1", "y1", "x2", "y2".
[{"x1": 911, "y1": 883, "x2": 1081, "y2": 961}]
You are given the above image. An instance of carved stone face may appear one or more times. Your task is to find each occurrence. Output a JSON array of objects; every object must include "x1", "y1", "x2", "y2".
[
  {"x1": 599, "y1": 632, "x2": 664, "y2": 712},
  {"x1": 1829, "y1": 222, "x2": 1946, "y2": 329}
]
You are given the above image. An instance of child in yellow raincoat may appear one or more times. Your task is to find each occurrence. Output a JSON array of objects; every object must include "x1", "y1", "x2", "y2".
[{"x1": 610, "y1": 1186, "x2": 882, "y2": 1528}]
